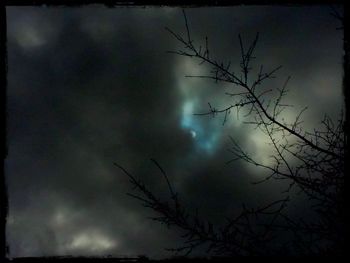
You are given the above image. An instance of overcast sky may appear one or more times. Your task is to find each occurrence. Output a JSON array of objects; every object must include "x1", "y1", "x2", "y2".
[{"x1": 5, "y1": 5, "x2": 344, "y2": 259}]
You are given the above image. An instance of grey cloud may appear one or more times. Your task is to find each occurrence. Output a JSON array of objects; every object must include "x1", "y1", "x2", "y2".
[{"x1": 6, "y1": 5, "x2": 343, "y2": 258}]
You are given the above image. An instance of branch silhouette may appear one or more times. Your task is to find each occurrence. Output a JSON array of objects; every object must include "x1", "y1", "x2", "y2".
[{"x1": 115, "y1": 9, "x2": 345, "y2": 256}]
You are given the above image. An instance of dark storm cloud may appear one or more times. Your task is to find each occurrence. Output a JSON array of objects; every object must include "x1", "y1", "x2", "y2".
[
  {"x1": 6, "y1": 7, "x2": 193, "y2": 258},
  {"x1": 6, "y1": 5, "x2": 343, "y2": 258}
]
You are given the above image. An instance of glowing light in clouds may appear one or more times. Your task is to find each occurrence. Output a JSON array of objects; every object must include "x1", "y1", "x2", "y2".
[
  {"x1": 177, "y1": 59, "x2": 225, "y2": 155},
  {"x1": 181, "y1": 99, "x2": 221, "y2": 154},
  {"x1": 190, "y1": 130, "x2": 197, "y2": 138}
]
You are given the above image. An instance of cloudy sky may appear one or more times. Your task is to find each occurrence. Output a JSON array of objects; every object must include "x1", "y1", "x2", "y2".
[{"x1": 5, "y1": 5, "x2": 343, "y2": 258}]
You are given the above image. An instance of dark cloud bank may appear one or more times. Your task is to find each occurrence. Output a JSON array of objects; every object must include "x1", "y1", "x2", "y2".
[{"x1": 5, "y1": 6, "x2": 343, "y2": 258}]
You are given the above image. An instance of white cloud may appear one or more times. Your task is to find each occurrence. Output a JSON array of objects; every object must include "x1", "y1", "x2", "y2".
[
  {"x1": 66, "y1": 229, "x2": 117, "y2": 253},
  {"x1": 15, "y1": 26, "x2": 46, "y2": 48}
]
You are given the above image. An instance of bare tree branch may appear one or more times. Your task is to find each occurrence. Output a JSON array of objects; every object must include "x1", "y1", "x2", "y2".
[{"x1": 116, "y1": 9, "x2": 345, "y2": 257}]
